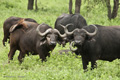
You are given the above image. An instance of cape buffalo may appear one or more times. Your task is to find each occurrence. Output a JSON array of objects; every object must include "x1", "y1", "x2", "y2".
[
  {"x1": 8, "y1": 21, "x2": 66, "y2": 63},
  {"x1": 8, "y1": 19, "x2": 39, "y2": 63},
  {"x1": 2, "y1": 16, "x2": 37, "y2": 46},
  {"x1": 68, "y1": 25, "x2": 120, "y2": 71},
  {"x1": 55, "y1": 13, "x2": 87, "y2": 45}
]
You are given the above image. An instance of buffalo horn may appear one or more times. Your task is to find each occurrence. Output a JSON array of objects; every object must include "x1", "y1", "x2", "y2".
[
  {"x1": 82, "y1": 25, "x2": 98, "y2": 37},
  {"x1": 70, "y1": 41, "x2": 77, "y2": 51},
  {"x1": 60, "y1": 24, "x2": 79, "y2": 35},
  {"x1": 54, "y1": 29, "x2": 66, "y2": 37},
  {"x1": 36, "y1": 24, "x2": 52, "y2": 36}
]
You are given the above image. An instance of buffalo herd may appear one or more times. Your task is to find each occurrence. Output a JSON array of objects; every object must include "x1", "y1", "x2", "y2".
[{"x1": 2, "y1": 13, "x2": 120, "y2": 71}]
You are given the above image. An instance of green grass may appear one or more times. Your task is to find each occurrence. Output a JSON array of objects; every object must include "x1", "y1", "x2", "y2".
[{"x1": 0, "y1": 0, "x2": 120, "y2": 80}]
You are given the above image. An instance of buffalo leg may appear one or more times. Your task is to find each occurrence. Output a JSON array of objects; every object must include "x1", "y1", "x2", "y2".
[
  {"x1": 82, "y1": 56, "x2": 89, "y2": 72},
  {"x1": 18, "y1": 51, "x2": 25, "y2": 64},
  {"x1": 39, "y1": 53, "x2": 46, "y2": 62},
  {"x1": 8, "y1": 48, "x2": 16, "y2": 63},
  {"x1": 91, "y1": 60, "x2": 97, "y2": 70},
  {"x1": 45, "y1": 52, "x2": 50, "y2": 57},
  {"x1": 37, "y1": 47, "x2": 47, "y2": 62},
  {"x1": 2, "y1": 35, "x2": 8, "y2": 46},
  {"x1": 3, "y1": 30, "x2": 9, "y2": 46},
  {"x1": 39, "y1": 49, "x2": 47, "y2": 62}
]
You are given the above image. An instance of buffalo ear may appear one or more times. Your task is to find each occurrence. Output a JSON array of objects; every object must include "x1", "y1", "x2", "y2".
[
  {"x1": 40, "y1": 36, "x2": 46, "y2": 41},
  {"x1": 86, "y1": 35, "x2": 92, "y2": 40},
  {"x1": 9, "y1": 24, "x2": 18, "y2": 33},
  {"x1": 39, "y1": 40, "x2": 47, "y2": 46},
  {"x1": 86, "y1": 36, "x2": 96, "y2": 42}
]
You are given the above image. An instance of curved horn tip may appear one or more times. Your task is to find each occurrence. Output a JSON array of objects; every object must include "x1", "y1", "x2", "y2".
[
  {"x1": 82, "y1": 24, "x2": 98, "y2": 36},
  {"x1": 59, "y1": 23, "x2": 75, "y2": 35},
  {"x1": 69, "y1": 41, "x2": 77, "y2": 51},
  {"x1": 54, "y1": 29, "x2": 66, "y2": 38},
  {"x1": 66, "y1": 23, "x2": 74, "y2": 27},
  {"x1": 59, "y1": 24, "x2": 66, "y2": 28},
  {"x1": 36, "y1": 24, "x2": 52, "y2": 36}
]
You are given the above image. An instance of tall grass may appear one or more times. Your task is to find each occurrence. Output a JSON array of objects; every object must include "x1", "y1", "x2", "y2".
[{"x1": 0, "y1": 0, "x2": 120, "y2": 80}]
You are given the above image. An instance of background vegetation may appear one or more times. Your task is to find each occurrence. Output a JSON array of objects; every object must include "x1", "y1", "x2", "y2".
[{"x1": 0, "y1": 0, "x2": 120, "y2": 80}]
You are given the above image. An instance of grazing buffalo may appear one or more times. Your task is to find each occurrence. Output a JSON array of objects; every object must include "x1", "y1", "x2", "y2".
[
  {"x1": 2, "y1": 16, "x2": 37, "y2": 46},
  {"x1": 68, "y1": 25, "x2": 120, "y2": 71},
  {"x1": 8, "y1": 20, "x2": 66, "y2": 63},
  {"x1": 55, "y1": 13, "x2": 87, "y2": 45}
]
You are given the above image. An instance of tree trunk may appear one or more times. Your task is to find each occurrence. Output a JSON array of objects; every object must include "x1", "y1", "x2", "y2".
[
  {"x1": 111, "y1": 0, "x2": 119, "y2": 19},
  {"x1": 35, "y1": 0, "x2": 38, "y2": 10},
  {"x1": 75, "y1": 0, "x2": 81, "y2": 13},
  {"x1": 106, "y1": 0, "x2": 119, "y2": 20},
  {"x1": 69, "y1": 0, "x2": 73, "y2": 14},
  {"x1": 28, "y1": 0, "x2": 34, "y2": 10},
  {"x1": 106, "y1": 0, "x2": 112, "y2": 19}
]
